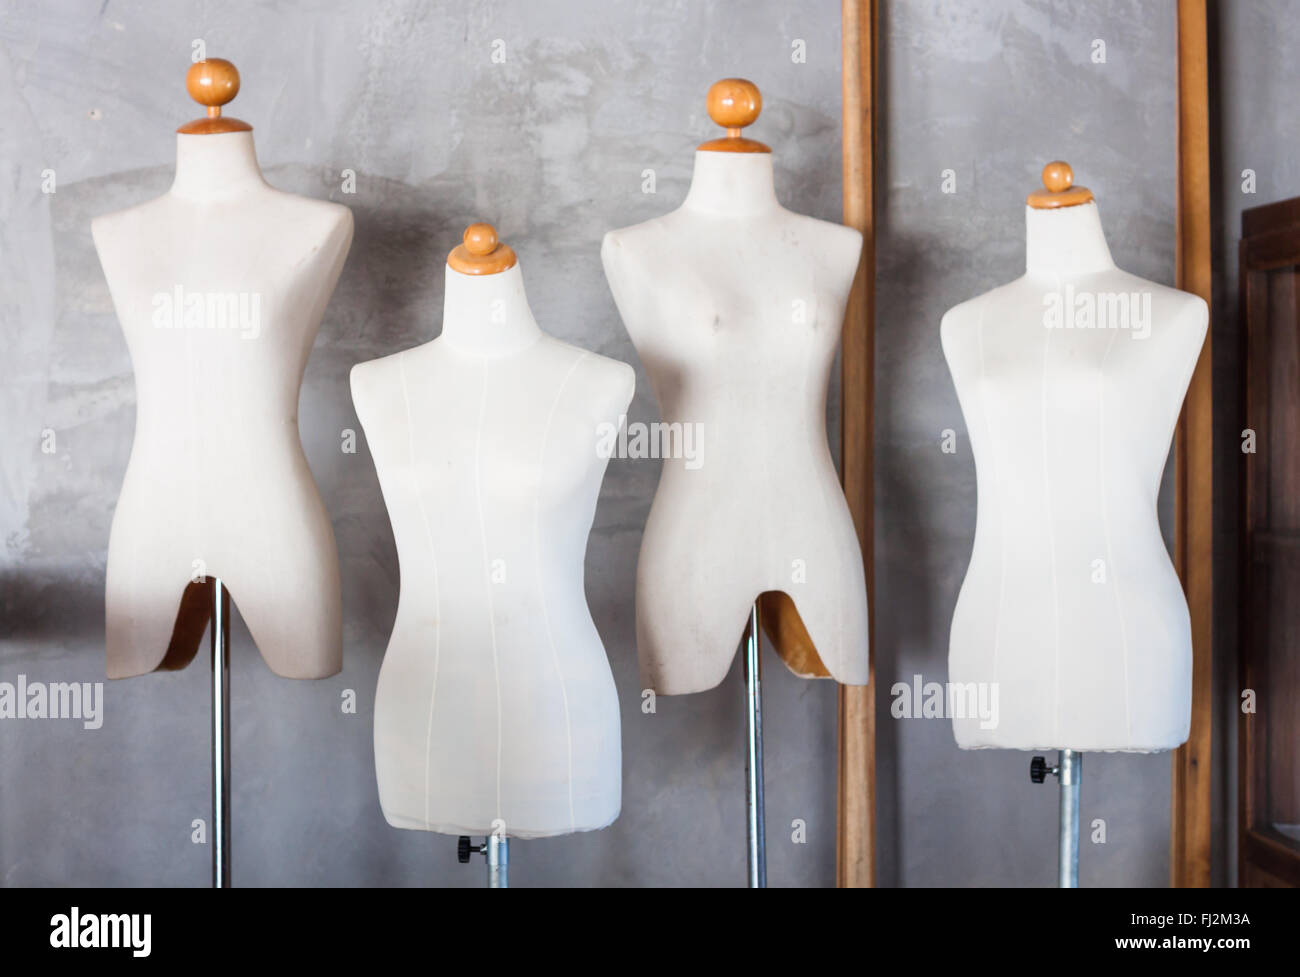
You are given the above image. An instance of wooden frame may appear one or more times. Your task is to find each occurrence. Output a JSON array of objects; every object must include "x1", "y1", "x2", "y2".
[
  {"x1": 837, "y1": 0, "x2": 877, "y2": 888},
  {"x1": 1170, "y1": 0, "x2": 1215, "y2": 889},
  {"x1": 1237, "y1": 196, "x2": 1300, "y2": 889}
]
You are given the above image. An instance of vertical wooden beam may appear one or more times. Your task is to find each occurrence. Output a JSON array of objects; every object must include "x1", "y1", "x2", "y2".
[
  {"x1": 1171, "y1": 0, "x2": 1214, "y2": 889},
  {"x1": 837, "y1": 0, "x2": 876, "y2": 888}
]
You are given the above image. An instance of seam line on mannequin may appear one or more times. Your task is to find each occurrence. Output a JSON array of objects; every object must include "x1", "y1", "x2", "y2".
[
  {"x1": 1042, "y1": 274, "x2": 1063, "y2": 743},
  {"x1": 1096, "y1": 329, "x2": 1132, "y2": 741},
  {"x1": 535, "y1": 350, "x2": 589, "y2": 832},
  {"x1": 178, "y1": 313, "x2": 202, "y2": 671},
  {"x1": 755, "y1": 319, "x2": 772, "y2": 671},
  {"x1": 976, "y1": 300, "x2": 1006, "y2": 705},
  {"x1": 399, "y1": 355, "x2": 443, "y2": 831},
  {"x1": 239, "y1": 322, "x2": 268, "y2": 669},
  {"x1": 178, "y1": 302, "x2": 200, "y2": 670},
  {"x1": 473, "y1": 359, "x2": 504, "y2": 822},
  {"x1": 802, "y1": 305, "x2": 843, "y2": 677}
]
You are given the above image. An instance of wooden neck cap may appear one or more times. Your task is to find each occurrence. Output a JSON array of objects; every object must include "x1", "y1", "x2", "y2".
[
  {"x1": 698, "y1": 78, "x2": 770, "y2": 154},
  {"x1": 1027, "y1": 160, "x2": 1094, "y2": 209},
  {"x1": 178, "y1": 58, "x2": 253, "y2": 135},
  {"x1": 447, "y1": 222, "x2": 517, "y2": 275}
]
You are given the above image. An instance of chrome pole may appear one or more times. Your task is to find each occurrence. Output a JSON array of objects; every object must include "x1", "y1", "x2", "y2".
[
  {"x1": 486, "y1": 834, "x2": 508, "y2": 889},
  {"x1": 743, "y1": 602, "x2": 766, "y2": 888},
  {"x1": 1057, "y1": 749, "x2": 1081, "y2": 888},
  {"x1": 211, "y1": 577, "x2": 231, "y2": 888}
]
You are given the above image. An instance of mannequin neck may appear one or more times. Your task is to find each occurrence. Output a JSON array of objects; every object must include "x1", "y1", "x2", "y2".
[
  {"x1": 1025, "y1": 202, "x2": 1115, "y2": 277},
  {"x1": 682, "y1": 151, "x2": 780, "y2": 217},
  {"x1": 440, "y1": 264, "x2": 543, "y2": 356},
  {"x1": 170, "y1": 131, "x2": 268, "y2": 200}
]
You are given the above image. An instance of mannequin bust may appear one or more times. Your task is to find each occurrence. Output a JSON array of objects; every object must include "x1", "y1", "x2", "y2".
[
  {"x1": 92, "y1": 59, "x2": 352, "y2": 680},
  {"x1": 941, "y1": 162, "x2": 1208, "y2": 752},
  {"x1": 601, "y1": 79, "x2": 869, "y2": 694},
  {"x1": 351, "y1": 223, "x2": 634, "y2": 838}
]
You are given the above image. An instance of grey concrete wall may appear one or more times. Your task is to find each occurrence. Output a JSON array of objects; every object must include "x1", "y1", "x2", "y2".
[{"x1": 0, "y1": 0, "x2": 1277, "y2": 887}]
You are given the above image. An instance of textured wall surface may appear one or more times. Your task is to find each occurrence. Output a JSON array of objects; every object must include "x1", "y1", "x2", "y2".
[{"x1": 0, "y1": 0, "x2": 1276, "y2": 888}]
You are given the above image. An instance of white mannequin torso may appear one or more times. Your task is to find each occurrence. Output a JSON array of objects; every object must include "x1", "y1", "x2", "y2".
[
  {"x1": 941, "y1": 201, "x2": 1207, "y2": 751},
  {"x1": 602, "y1": 151, "x2": 869, "y2": 694},
  {"x1": 351, "y1": 258, "x2": 634, "y2": 838},
  {"x1": 92, "y1": 130, "x2": 352, "y2": 679}
]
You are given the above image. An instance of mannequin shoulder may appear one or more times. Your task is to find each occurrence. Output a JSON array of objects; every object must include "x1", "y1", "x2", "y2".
[
  {"x1": 1111, "y1": 272, "x2": 1209, "y2": 347},
  {"x1": 786, "y1": 212, "x2": 863, "y2": 278},
  {"x1": 583, "y1": 351, "x2": 637, "y2": 412},
  {"x1": 940, "y1": 286, "x2": 1002, "y2": 335},
  {"x1": 266, "y1": 191, "x2": 354, "y2": 244},
  {"x1": 90, "y1": 195, "x2": 169, "y2": 253},
  {"x1": 791, "y1": 212, "x2": 863, "y2": 253},
  {"x1": 600, "y1": 218, "x2": 670, "y2": 274},
  {"x1": 938, "y1": 281, "x2": 1027, "y2": 354},
  {"x1": 1140, "y1": 277, "x2": 1209, "y2": 326},
  {"x1": 1158, "y1": 286, "x2": 1209, "y2": 354},
  {"x1": 939, "y1": 294, "x2": 985, "y2": 334},
  {"x1": 583, "y1": 353, "x2": 636, "y2": 423},
  {"x1": 92, "y1": 192, "x2": 354, "y2": 258},
  {"x1": 542, "y1": 338, "x2": 636, "y2": 416},
  {"x1": 349, "y1": 348, "x2": 412, "y2": 418}
]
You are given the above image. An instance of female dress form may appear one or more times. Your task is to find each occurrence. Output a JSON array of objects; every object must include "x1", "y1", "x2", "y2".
[
  {"x1": 92, "y1": 60, "x2": 352, "y2": 679},
  {"x1": 351, "y1": 224, "x2": 634, "y2": 838},
  {"x1": 601, "y1": 79, "x2": 869, "y2": 695},
  {"x1": 941, "y1": 163, "x2": 1208, "y2": 752}
]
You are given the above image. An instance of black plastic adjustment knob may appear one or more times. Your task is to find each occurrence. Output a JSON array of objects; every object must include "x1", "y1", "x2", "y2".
[
  {"x1": 1030, "y1": 755, "x2": 1048, "y2": 784},
  {"x1": 457, "y1": 836, "x2": 472, "y2": 863}
]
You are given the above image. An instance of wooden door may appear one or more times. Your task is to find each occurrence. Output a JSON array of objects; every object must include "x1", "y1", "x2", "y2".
[{"x1": 1240, "y1": 196, "x2": 1300, "y2": 888}]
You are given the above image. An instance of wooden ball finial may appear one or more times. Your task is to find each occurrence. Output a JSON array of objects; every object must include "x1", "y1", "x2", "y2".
[
  {"x1": 698, "y1": 77, "x2": 771, "y2": 154},
  {"x1": 1027, "y1": 159, "x2": 1094, "y2": 209},
  {"x1": 177, "y1": 58, "x2": 252, "y2": 135},
  {"x1": 1042, "y1": 161, "x2": 1073, "y2": 193},
  {"x1": 187, "y1": 58, "x2": 240, "y2": 109},
  {"x1": 447, "y1": 222, "x2": 517, "y2": 275},
  {"x1": 707, "y1": 78, "x2": 761, "y2": 130},
  {"x1": 463, "y1": 223, "x2": 499, "y2": 257}
]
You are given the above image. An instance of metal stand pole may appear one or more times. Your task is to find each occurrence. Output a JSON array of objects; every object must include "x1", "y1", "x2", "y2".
[
  {"x1": 1030, "y1": 749, "x2": 1082, "y2": 888},
  {"x1": 211, "y1": 577, "x2": 231, "y2": 889},
  {"x1": 743, "y1": 602, "x2": 766, "y2": 888},
  {"x1": 458, "y1": 833, "x2": 509, "y2": 887},
  {"x1": 1057, "y1": 749, "x2": 1081, "y2": 888},
  {"x1": 486, "y1": 834, "x2": 508, "y2": 888}
]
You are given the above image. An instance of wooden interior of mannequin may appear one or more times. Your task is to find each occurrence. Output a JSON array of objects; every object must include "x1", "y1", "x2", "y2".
[
  {"x1": 159, "y1": 58, "x2": 252, "y2": 669},
  {"x1": 161, "y1": 580, "x2": 214, "y2": 670},
  {"x1": 691, "y1": 78, "x2": 832, "y2": 679}
]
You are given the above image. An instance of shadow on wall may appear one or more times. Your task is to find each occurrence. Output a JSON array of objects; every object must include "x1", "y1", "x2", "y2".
[
  {"x1": 871, "y1": 226, "x2": 952, "y2": 888},
  {"x1": 0, "y1": 570, "x2": 105, "y2": 649}
]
